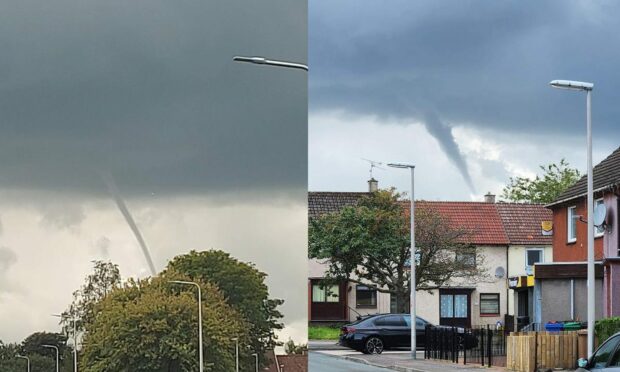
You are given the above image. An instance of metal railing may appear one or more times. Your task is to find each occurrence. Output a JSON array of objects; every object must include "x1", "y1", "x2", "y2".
[{"x1": 424, "y1": 325, "x2": 507, "y2": 367}]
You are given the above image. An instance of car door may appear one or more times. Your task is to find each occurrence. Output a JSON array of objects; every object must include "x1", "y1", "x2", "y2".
[
  {"x1": 375, "y1": 315, "x2": 408, "y2": 347},
  {"x1": 587, "y1": 335, "x2": 620, "y2": 370},
  {"x1": 605, "y1": 345, "x2": 620, "y2": 372},
  {"x1": 403, "y1": 315, "x2": 426, "y2": 348}
]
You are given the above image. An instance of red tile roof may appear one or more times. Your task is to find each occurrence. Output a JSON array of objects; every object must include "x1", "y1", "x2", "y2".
[
  {"x1": 277, "y1": 355, "x2": 308, "y2": 372},
  {"x1": 308, "y1": 192, "x2": 552, "y2": 246},
  {"x1": 496, "y1": 203, "x2": 553, "y2": 245},
  {"x1": 415, "y1": 201, "x2": 509, "y2": 245}
]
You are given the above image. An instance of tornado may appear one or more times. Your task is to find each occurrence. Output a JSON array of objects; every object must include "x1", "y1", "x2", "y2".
[{"x1": 101, "y1": 172, "x2": 157, "y2": 276}]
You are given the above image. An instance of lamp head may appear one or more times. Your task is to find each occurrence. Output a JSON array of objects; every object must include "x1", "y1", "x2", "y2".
[
  {"x1": 387, "y1": 163, "x2": 415, "y2": 169},
  {"x1": 233, "y1": 56, "x2": 267, "y2": 65},
  {"x1": 549, "y1": 80, "x2": 593, "y2": 91}
]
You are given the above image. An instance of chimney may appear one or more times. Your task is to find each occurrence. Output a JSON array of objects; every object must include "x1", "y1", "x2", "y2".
[
  {"x1": 368, "y1": 178, "x2": 378, "y2": 192},
  {"x1": 484, "y1": 192, "x2": 496, "y2": 203}
]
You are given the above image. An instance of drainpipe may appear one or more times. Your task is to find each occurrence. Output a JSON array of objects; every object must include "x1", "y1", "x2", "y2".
[
  {"x1": 506, "y1": 246, "x2": 510, "y2": 316},
  {"x1": 570, "y1": 279, "x2": 575, "y2": 320}
]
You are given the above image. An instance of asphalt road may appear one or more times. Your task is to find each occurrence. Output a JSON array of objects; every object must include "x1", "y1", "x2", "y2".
[{"x1": 308, "y1": 352, "x2": 389, "y2": 372}]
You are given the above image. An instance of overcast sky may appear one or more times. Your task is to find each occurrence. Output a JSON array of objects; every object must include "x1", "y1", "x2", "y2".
[
  {"x1": 309, "y1": 1, "x2": 620, "y2": 200},
  {"x1": 0, "y1": 0, "x2": 307, "y2": 345}
]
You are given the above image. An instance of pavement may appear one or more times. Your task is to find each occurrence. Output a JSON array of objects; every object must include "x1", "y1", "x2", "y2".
[
  {"x1": 309, "y1": 352, "x2": 392, "y2": 372},
  {"x1": 309, "y1": 340, "x2": 504, "y2": 372}
]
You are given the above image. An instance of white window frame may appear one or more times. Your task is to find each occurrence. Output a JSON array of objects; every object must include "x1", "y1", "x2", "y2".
[
  {"x1": 525, "y1": 248, "x2": 544, "y2": 271},
  {"x1": 567, "y1": 206, "x2": 577, "y2": 243},
  {"x1": 595, "y1": 198, "x2": 605, "y2": 238}
]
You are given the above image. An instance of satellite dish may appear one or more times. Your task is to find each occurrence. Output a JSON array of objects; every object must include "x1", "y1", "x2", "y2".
[
  {"x1": 495, "y1": 266, "x2": 505, "y2": 279},
  {"x1": 594, "y1": 203, "x2": 607, "y2": 226}
]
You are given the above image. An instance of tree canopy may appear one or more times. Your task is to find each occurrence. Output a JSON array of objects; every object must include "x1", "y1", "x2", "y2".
[
  {"x1": 309, "y1": 189, "x2": 487, "y2": 312},
  {"x1": 0, "y1": 333, "x2": 73, "y2": 372},
  {"x1": 62, "y1": 260, "x2": 121, "y2": 336},
  {"x1": 80, "y1": 274, "x2": 249, "y2": 372},
  {"x1": 502, "y1": 159, "x2": 581, "y2": 203},
  {"x1": 165, "y1": 250, "x2": 284, "y2": 358}
]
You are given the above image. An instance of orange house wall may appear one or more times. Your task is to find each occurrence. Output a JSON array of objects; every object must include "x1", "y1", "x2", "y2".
[{"x1": 552, "y1": 198, "x2": 604, "y2": 262}]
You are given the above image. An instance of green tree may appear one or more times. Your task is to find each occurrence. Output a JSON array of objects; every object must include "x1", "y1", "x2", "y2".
[
  {"x1": 80, "y1": 274, "x2": 249, "y2": 372},
  {"x1": 502, "y1": 159, "x2": 581, "y2": 203},
  {"x1": 0, "y1": 335, "x2": 73, "y2": 372},
  {"x1": 61, "y1": 260, "x2": 121, "y2": 336},
  {"x1": 309, "y1": 189, "x2": 487, "y2": 313},
  {"x1": 284, "y1": 339, "x2": 307, "y2": 355},
  {"x1": 165, "y1": 250, "x2": 284, "y2": 363}
]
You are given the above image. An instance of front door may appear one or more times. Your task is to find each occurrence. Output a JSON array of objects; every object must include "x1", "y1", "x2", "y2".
[
  {"x1": 439, "y1": 289, "x2": 471, "y2": 328},
  {"x1": 310, "y1": 279, "x2": 347, "y2": 321}
]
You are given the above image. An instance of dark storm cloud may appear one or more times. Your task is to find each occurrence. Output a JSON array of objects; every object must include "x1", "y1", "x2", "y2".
[
  {"x1": 310, "y1": 1, "x2": 620, "y2": 164},
  {"x1": 0, "y1": 0, "x2": 306, "y2": 196}
]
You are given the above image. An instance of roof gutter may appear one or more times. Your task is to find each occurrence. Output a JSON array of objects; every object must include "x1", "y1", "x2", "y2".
[{"x1": 545, "y1": 182, "x2": 620, "y2": 208}]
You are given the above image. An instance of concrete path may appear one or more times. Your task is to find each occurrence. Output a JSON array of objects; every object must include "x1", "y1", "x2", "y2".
[
  {"x1": 311, "y1": 350, "x2": 504, "y2": 372},
  {"x1": 309, "y1": 352, "x2": 392, "y2": 372}
]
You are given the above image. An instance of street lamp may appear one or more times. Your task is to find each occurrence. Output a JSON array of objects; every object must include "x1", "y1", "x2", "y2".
[
  {"x1": 232, "y1": 56, "x2": 308, "y2": 71},
  {"x1": 251, "y1": 353, "x2": 258, "y2": 372},
  {"x1": 231, "y1": 337, "x2": 239, "y2": 372},
  {"x1": 169, "y1": 280, "x2": 204, "y2": 372},
  {"x1": 16, "y1": 354, "x2": 30, "y2": 372},
  {"x1": 549, "y1": 79, "x2": 594, "y2": 357},
  {"x1": 52, "y1": 314, "x2": 77, "y2": 372},
  {"x1": 387, "y1": 162, "x2": 416, "y2": 359},
  {"x1": 42, "y1": 345, "x2": 59, "y2": 372}
]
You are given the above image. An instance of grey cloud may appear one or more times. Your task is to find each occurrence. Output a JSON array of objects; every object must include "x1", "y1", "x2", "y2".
[
  {"x1": 39, "y1": 202, "x2": 86, "y2": 231},
  {"x1": 94, "y1": 236, "x2": 111, "y2": 259},
  {"x1": 310, "y1": 1, "x2": 620, "y2": 141},
  {"x1": 0, "y1": 0, "x2": 306, "y2": 197},
  {"x1": 0, "y1": 247, "x2": 17, "y2": 293}
]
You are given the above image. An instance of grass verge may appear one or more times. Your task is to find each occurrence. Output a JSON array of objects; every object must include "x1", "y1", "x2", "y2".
[{"x1": 309, "y1": 325, "x2": 341, "y2": 340}]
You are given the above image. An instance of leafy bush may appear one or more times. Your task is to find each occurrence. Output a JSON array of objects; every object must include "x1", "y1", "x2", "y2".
[{"x1": 595, "y1": 317, "x2": 620, "y2": 344}]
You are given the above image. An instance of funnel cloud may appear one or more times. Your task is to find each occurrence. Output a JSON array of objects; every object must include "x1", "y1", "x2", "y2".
[
  {"x1": 423, "y1": 111, "x2": 475, "y2": 193},
  {"x1": 102, "y1": 173, "x2": 157, "y2": 276}
]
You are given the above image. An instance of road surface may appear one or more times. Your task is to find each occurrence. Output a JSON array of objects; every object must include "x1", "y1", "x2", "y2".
[{"x1": 308, "y1": 352, "x2": 389, "y2": 371}]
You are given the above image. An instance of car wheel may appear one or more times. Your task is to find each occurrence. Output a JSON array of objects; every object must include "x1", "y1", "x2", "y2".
[{"x1": 364, "y1": 336, "x2": 384, "y2": 354}]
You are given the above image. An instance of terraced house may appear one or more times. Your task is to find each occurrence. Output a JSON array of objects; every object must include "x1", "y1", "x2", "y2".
[
  {"x1": 308, "y1": 182, "x2": 552, "y2": 330},
  {"x1": 533, "y1": 146, "x2": 620, "y2": 325}
]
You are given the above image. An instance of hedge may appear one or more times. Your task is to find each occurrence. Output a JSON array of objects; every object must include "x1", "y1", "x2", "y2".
[{"x1": 595, "y1": 317, "x2": 620, "y2": 344}]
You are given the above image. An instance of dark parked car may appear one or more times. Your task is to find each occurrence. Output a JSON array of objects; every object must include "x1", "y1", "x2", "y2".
[
  {"x1": 577, "y1": 332, "x2": 620, "y2": 371},
  {"x1": 339, "y1": 313, "x2": 476, "y2": 354}
]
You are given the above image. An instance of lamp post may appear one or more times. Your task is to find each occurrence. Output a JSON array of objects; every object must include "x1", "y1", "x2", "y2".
[
  {"x1": 231, "y1": 337, "x2": 239, "y2": 372},
  {"x1": 387, "y1": 162, "x2": 416, "y2": 359},
  {"x1": 169, "y1": 280, "x2": 204, "y2": 372},
  {"x1": 16, "y1": 354, "x2": 30, "y2": 372},
  {"x1": 251, "y1": 353, "x2": 258, "y2": 372},
  {"x1": 42, "y1": 345, "x2": 59, "y2": 372},
  {"x1": 52, "y1": 314, "x2": 77, "y2": 372},
  {"x1": 550, "y1": 79, "x2": 594, "y2": 357},
  {"x1": 232, "y1": 56, "x2": 308, "y2": 71}
]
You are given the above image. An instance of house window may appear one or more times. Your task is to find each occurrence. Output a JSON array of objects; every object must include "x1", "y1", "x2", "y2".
[
  {"x1": 480, "y1": 293, "x2": 500, "y2": 315},
  {"x1": 356, "y1": 285, "x2": 377, "y2": 308},
  {"x1": 455, "y1": 251, "x2": 476, "y2": 268},
  {"x1": 525, "y1": 249, "x2": 543, "y2": 271},
  {"x1": 567, "y1": 206, "x2": 577, "y2": 243},
  {"x1": 312, "y1": 284, "x2": 339, "y2": 303},
  {"x1": 595, "y1": 199, "x2": 605, "y2": 237},
  {"x1": 440, "y1": 294, "x2": 468, "y2": 318}
]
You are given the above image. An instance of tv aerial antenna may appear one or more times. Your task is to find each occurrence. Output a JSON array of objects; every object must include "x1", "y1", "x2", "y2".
[{"x1": 362, "y1": 158, "x2": 385, "y2": 179}]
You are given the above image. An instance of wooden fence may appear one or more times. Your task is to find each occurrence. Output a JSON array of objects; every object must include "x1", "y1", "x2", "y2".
[{"x1": 506, "y1": 331, "x2": 581, "y2": 372}]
